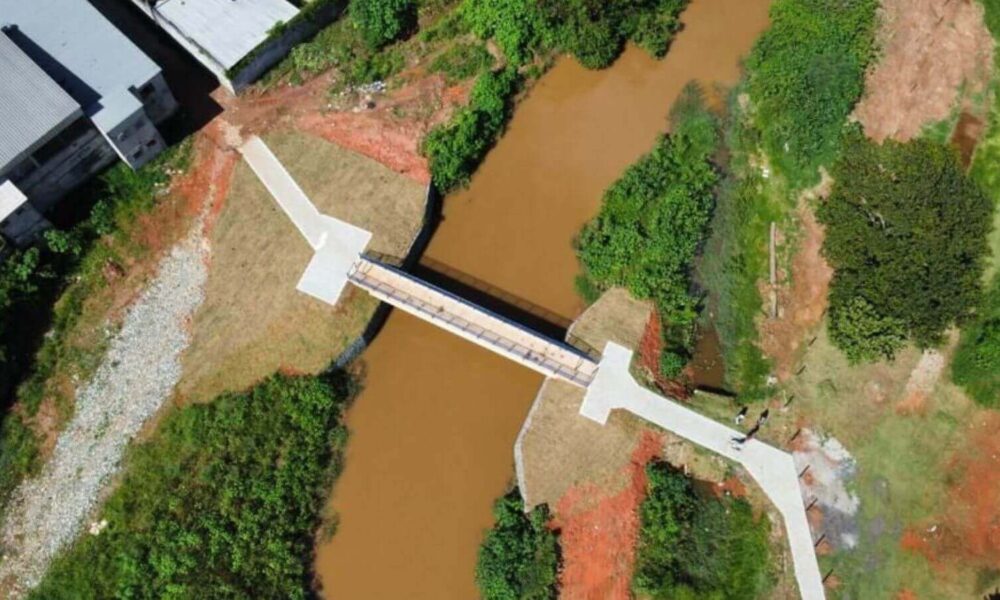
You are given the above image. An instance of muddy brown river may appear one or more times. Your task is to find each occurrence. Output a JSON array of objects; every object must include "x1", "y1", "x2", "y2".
[{"x1": 313, "y1": 1, "x2": 772, "y2": 597}]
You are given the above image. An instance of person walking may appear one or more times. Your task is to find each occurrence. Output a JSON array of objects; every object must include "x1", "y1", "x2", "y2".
[
  {"x1": 735, "y1": 406, "x2": 748, "y2": 425},
  {"x1": 757, "y1": 408, "x2": 770, "y2": 426}
]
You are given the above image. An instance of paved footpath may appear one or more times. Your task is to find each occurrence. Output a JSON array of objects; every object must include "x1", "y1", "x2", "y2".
[{"x1": 581, "y1": 342, "x2": 826, "y2": 600}]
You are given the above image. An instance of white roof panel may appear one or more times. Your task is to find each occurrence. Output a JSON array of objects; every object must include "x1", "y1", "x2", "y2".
[
  {"x1": 156, "y1": 0, "x2": 299, "y2": 70},
  {"x1": 0, "y1": 180, "x2": 30, "y2": 222}
]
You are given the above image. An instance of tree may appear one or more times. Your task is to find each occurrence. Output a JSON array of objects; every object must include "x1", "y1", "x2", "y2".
[
  {"x1": 476, "y1": 490, "x2": 560, "y2": 600},
  {"x1": 819, "y1": 130, "x2": 992, "y2": 356},
  {"x1": 352, "y1": 0, "x2": 416, "y2": 49},
  {"x1": 952, "y1": 278, "x2": 1000, "y2": 407}
]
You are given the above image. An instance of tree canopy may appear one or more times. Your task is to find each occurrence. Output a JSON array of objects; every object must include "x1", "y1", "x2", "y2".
[
  {"x1": 352, "y1": 0, "x2": 416, "y2": 49},
  {"x1": 476, "y1": 490, "x2": 560, "y2": 600},
  {"x1": 819, "y1": 130, "x2": 992, "y2": 360}
]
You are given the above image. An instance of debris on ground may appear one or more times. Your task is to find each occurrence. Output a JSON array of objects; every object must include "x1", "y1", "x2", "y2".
[{"x1": 792, "y1": 429, "x2": 860, "y2": 550}]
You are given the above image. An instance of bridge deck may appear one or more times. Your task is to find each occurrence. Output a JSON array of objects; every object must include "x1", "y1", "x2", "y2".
[{"x1": 349, "y1": 258, "x2": 598, "y2": 387}]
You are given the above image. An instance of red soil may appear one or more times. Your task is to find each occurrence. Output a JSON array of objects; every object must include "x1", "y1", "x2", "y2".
[
  {"x1": 896, "y1": 589, "x2": 919, "y2": 600},
  {"x1": 637, "y1": 311, "x2": 690, "y2": 399},
  {"x1": 760, "y1": 204, "x2": 833, "y2": 381},
  {"x1": 943, "y1": 413, "x2": 1000, "y2": 569},
  {"x1": 552, "y1": 430, "x2": 663, "y2": 600}
]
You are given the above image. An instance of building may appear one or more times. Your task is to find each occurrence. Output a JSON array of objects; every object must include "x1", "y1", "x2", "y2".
[
  {"x1": 130, "y1": 0, "x2": 337, "y2": 93},
  {"x1": 0, "y1": 0, "x2": 178, "y2": 247}
]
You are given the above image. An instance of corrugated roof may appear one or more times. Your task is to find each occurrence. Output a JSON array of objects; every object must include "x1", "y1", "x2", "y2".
[
  {"x1": 0, "y1": 33, "x2": 81, "y2": 171},
  {"x1": 0, "y1": 0, "x2": 161, "y2": 120},
  {"x1": 156, "y1": 0, "x2": 298, "y2": 70}
]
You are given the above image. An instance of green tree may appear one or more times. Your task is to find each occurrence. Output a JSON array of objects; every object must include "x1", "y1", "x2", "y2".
[
  {"x1": 819, "y1": 131, "x2": 992, "y2": 354},
  {"x1": 352, "y1": 0, "x2": 416, "y2": 49},
  {"x1": 476, "y1": 490, "x2": 560, "y2": 600},
  {"x1": 952, "y1": 279, "x2": 1000, "y2": 406}
]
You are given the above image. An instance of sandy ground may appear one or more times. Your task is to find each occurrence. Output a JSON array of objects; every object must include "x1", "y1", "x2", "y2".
[{"x1": 853, "y1": 0, "x2": 994, "y2": 142}]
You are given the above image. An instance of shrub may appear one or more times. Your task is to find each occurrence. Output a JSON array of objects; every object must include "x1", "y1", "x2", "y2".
[
  {"x1": 633, "y1": 462, "x2": 773, "y2": 599},
  {"x1": 828, "y1": 296, "x2": 906, "y2": 363},
  {"x1": 429, "y1": 42, "x2": 494, "y2": 84},
  {"x1": 476, "y1": 489, "x2": 560, "y2": 600},
  {"x1": 352, "y1": 0, "x2": 416, "y2": 49},
  {"x1": 952, "y1": 279, "x2": 1000, "y2": 407},
  {"x1": 576, "y1": 84, "x2": 718, "y2": 327},
  {"x1": 423, "y1": 68, "x2": 520, "y2": 191},
  {"x1": 746, "y1": 0, "x2": 878, "y2": 186},
  {"x1": 659, "y1": 350, "x2": 686, "y2": 378},
  {"x1": 32, "y1": 374, "x2": 352, "y2": 599}
]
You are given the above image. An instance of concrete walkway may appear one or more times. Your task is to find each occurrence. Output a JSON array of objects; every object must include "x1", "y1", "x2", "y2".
[
  {"x1": 238, "y1": 136, "x2": 371, "y2": 304},
  {"x1": 581, "y1": 342, "x2": 825, "y2": 600}
]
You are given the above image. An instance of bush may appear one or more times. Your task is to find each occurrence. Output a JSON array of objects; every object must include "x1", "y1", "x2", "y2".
[
  {"x1": 476, "y1": 489, "x2": 560, "y2": 600},
  {"x1": 352, "y1": 0, "x2": 416, "y2": 49},
  {"x1": 429, "y1": 42, "x2": 494, "y2": 84},
  {"x1": 32, "y1": 374, "x2": 351, "y2": 599},
  {"x1": 576, "y1": 84, "x2": 718, "y2": 327},
  {"x1": 952, "y1": 279, "x2": 1000, "y2": 406},
  {"x1": 819, "y1": 130, "x2": 992, "y2": 354},
  {"x1": 462, "y1": 0, "x2": 687, "y2": 68},
  {"x1": 659, "y1": 350, "x2": 686, "y2": 378},
  {"x1": 633, "y1": 462, "x2": 773, "y2": 599},
  {"x1": 423, "y1": 68, "x2": 520, "y2": 191},
  {"x1": 746, "y1": 0, "x2": 878, "y2": 186},
  {"x1": 828, "y1": 296, "x2": 906, "y2": 363}
]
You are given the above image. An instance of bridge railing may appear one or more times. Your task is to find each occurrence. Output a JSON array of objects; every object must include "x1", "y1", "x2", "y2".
[{"x1": 349, "y1": 264, "x2": 595, "y2": 387}]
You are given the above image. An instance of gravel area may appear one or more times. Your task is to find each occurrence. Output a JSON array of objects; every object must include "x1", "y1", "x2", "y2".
[{"x1": 0, "y1": 226, "x2": 208, "y2": 596}]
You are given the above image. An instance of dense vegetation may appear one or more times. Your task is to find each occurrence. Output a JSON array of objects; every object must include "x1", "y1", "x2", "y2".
[
  {"x1": 463, "y1": 0, "x2": 687, "y2": 69},
  {"x1": 0, "y1": 142, "x2": 192, "y2": 509},
  {"x1": 476, "y1": 489, "x2": 560, "y2": 600},
  {"x1": 819, "y1": 130, "x2": 992, "y2": 361},
  {"x1": 576, "y1": 85, "x2": 719, "y2": 375},
  {"x1": 353, "y1": 0, "x2": 416, "y2": 49},
  {"x1": 951, "y1": 0, "x2": 1000, "y2": 407},
  {"x1": 633, "y1": 462, "x2": 772, "y2": 599},
  {"x1": 32, "y1": 374, "x2": 351, "y2": 599},
  {"x1": 746, "y1": 0, "x2": 878, "y2": 186},
  {"x1": 952, "y1": 278, "x2": 1000, "y2": 407},
  {"x1": 423, "y1": 68, "x2": 520, "y2": 191},
  {"x1": 428, "y1": 41, "x2": 494, "y2": 84}
]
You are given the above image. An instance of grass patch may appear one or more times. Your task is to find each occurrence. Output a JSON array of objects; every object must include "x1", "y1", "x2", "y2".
[
  {"x1": 428, "y1": 41, "x2": 494, "y2": 84},
  {"x1": 32, "y1": 373, "x2": 352, "y2": 599},
  {"x1": 178, "y1": 130, "x2": 425, "y2": 402}
]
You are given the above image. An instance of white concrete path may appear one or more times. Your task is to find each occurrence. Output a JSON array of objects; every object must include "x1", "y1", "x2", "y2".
[
  {"x1": 581, "y1": 342, "x2": 825, "y2": 600},
  {"x1": 238, "y1": 136, "x2": 371, "y2": 304}
]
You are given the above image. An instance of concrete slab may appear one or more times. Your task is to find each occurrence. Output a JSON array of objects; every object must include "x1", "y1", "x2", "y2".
[
  {"x1": 581, "y1": 342, "x2": 826, "y2": 600},
  {"x1": 239, "y1": 136, "x2": 372, "y2": 306}
]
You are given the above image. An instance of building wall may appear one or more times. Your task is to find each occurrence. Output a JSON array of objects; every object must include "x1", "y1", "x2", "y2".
[
  {"x1": 134, "y1": 72, "x2": 178, "y2": 125},
  {"x1": 0, "y1": 201, "x2": 50, "y2": 248}
]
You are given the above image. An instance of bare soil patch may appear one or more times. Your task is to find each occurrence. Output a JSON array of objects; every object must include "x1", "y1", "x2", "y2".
[
  {"x1": 853, "y1": 0, "x2": 994, "y2": 142},
  {"x1": 760, "y1": 201, "x2": 833, "y2": 381},
  {"x1": 552, "y1": 431, "x2": 662, "y2": 600},
  {"x1": 178, "y1": 130, "x2": 426, "y2": 402}
]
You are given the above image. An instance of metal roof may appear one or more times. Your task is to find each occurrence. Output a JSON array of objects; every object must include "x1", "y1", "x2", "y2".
[
  {"x1": 156, "y1": 0, "x2": 298, "y2": 70},
  {"x1": 0, "y1": 0, "x2": 161, "y2": 121},
  {"x1": 0, "y1": 33, "x2": 81, "y2": 171}
]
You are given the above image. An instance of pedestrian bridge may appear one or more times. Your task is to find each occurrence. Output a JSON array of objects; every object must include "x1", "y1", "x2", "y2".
[{"x1": 348, "y1": 257, "x2": 598, "y2": 387}]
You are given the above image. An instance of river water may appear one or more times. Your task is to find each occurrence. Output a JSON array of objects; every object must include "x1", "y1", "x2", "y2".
[{"x1": 313, "y1": 1, "x2": 772, "y2": 597}]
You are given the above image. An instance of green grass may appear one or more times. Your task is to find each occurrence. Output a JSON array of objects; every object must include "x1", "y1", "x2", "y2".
[{"x1": 428, "y1": 41, "x2": 494, "y2": 84}]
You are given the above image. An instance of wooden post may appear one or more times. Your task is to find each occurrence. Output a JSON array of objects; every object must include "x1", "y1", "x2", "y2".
[{"x1": 769, "y1": 222, "x2": 778, "y2": 318}]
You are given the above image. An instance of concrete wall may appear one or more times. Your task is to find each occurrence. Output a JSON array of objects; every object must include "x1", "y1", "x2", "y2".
[
  {"x1": 227, "y1": 2, "x2": 343, "y2": 93},
  {"x1": 100, "y1": 107, "x2": 167, "y2": 170},
  {"x1": 12, "y1": 123, "x2": 118, "y2": 213},
  {"x1": 0, "y1": 202, "x2": 50, "y2": 248},
  {"x1": 134, "y1": 72, "x2": 178, "y2": 124}
]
